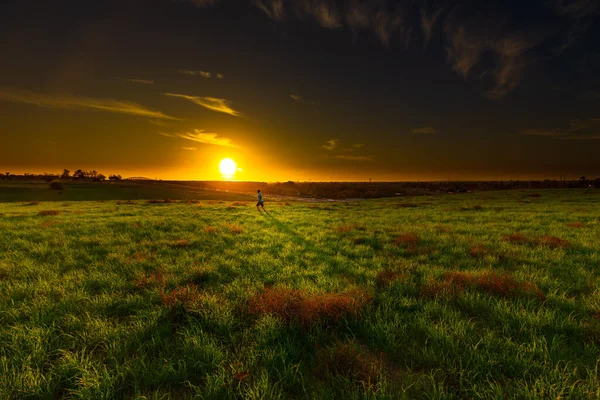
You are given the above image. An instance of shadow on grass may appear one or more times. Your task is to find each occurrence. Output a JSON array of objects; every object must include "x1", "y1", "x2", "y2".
[{"x1": 262, "y1": 212, "x2": 365, "y2": 282}]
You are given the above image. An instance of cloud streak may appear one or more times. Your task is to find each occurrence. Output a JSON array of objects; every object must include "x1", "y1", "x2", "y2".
[
  {"x1": 322, "y1": 139, "x2": 338, "y2": 150},
  {"x1": 522, "y1": 118, "x2": 600, "y2": 140},
  {"x1": 178, "y1": 69, "x2": 211, "y2": 78},
  {"x1": 113, "y1": 77, "x2": 154, "y2": 85},
  {"x1": 161, "y1": 129, "x2": 236, "y2": 147},
  {"x1": 290, "y1": 94, "x2": 303, "y2": 103},
  {"x1": 164, "y1": 93, "x2": 241, "y2": 116},
  {"x1": 334, "y1": 155, "x2": 373, "y2": 161},
  {"x1": 0, "y1": 88, "x2": 176, "y2": 119}
]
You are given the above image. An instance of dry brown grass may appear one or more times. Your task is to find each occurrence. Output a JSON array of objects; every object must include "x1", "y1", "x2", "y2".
[
  {"x1": 469, "y1": 244, "x2": 490, "y2": 258},
  {"x1": 146, "y1": 199, "x2": 174, "y2": 204},
  {"x1": 25, "y1": 201, "x2": 40, "y2": 206},
  {"x1": 393, "y1": 233, "x2": 419, "y2": 250},
  {"x1": 317, "y1": 341, "x2": 383, "y2": 386},
  {"x1": 537, "y1": 236, "x2": 571, "y2": 248},
  {"x1": 160, "y1": 284, "x2": 197, "y2": 307},
  {"x1": 567, "y1": 222, "x2": 584, "y2": 228},
  {"x1": 135, "y1": 267, "x2": 167, "y2": 289},
  {"x1": 116, "y1": 200, "x2": 138, "y2": 205},
  {"x1": 231, "y1": 202, "x2": 248, "y2": 206},
  {"x1": 207, "y1": 200, "x2": 217, "y2": 205},
  {"x1": 203, "y1": 226, "x2": 218, "y2": 234},
  {"x1": 284, "y1": 202, "x2": 291, "y2": 206},
  {"x1": 502, "y1": 233, "x2": 530, "y2": 244},
  {"x1": 171, "y1": 239, "x2": 191, "y2": 248},
  {"x1": 38, "y1": 210, "x2": 60, "y2": 216},
  {"x1": 247, "y1": 287, "x2": 372, "y2": 328},
  {"x1": 421, "y1": 271, "x2": 545, "y2": 301},
  {"x1": 40, "y1": 220, "x2": 57, "y2": 228},
  {"x1": 226, "y1": 224, "x2": 244, "y2": 234},
  {"x1": 375, "y1": 270, "x2": 403, "y2": 288},
  {"x1": 336, "y1": 224, "x2": 365, "y2": 233}
]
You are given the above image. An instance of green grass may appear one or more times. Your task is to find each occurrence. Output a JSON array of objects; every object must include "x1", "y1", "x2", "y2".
[
  {"x1": 1, "y1": 189, "x2": 599, "y2": 399},
  {"x1": 0, "y1": 181, "x2": 250, "y2": 203}
]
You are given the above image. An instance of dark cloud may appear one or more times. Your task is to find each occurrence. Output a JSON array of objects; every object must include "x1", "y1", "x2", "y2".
[{"x1": 201, "y1": 0, "x2": 594, "y2": 99}]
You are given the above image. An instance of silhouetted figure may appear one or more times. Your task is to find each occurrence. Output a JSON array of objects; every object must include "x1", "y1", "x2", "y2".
[{"x1": 256, "y1": 189, "x2": 266, "y2": 211}]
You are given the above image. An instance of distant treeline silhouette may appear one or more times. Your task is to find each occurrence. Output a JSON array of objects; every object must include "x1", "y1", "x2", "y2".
[
  {"x1": 1, "y1": 170, "x2": 598, "y2": 199},
  {"x1": 1, "y1": 169, "x2": 122, "y2": 182}
]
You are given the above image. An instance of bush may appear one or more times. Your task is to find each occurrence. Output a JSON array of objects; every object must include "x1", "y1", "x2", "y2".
[{"x1": 49, "y1": 180, "x2": 63, "y2": 190}]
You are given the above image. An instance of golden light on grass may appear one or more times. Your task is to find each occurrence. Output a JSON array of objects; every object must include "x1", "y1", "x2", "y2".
[{"x1": 219, "y1": 158, "x2": 237, "y2": 179}]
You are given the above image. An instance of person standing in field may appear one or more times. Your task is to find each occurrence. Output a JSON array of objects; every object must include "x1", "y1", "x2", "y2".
[{"x1": 256, "y1": 189, "x2": 266, "y2": 211}]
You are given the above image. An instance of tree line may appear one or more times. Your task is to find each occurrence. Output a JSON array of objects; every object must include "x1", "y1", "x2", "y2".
[{"x1": 0, "y1": 169, "x2": 122, "y2": 182}]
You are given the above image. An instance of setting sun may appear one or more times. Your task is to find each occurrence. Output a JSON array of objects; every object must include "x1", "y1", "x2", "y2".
[{"x1": 219, "y1": 158, "x2": 237, "y2": 178}]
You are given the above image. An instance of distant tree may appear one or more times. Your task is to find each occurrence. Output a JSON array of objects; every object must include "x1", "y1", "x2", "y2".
[
  {"x1": 96, "y1": 173, "x2": 106, "y2": 181},
  {"x1": 109, "y1": 174, "x2": 122, "y2": 181},
  {"x1": 73, "y1": 169, "x2": 85, "y2": 179},
  {"x1": 49, "y1": 180, "x2": 63, "y2": 190},
  {"x1": 61, "y1": 169, "x2": 71, "y2": 179},
  {"x1": 580, "y1": 176, "x2": 587, "y2": 181}
]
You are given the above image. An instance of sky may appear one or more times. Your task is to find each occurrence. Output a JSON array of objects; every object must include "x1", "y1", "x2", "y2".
[{"x1": 1, "y1": 0, "x2": 599, "y2": 181}]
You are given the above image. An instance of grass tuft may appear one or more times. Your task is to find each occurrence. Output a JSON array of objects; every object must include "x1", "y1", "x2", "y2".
[
  {"x1": 317, "y1": 340, "x2": 383, "y2": 387},
  {"x1": 171, "y1": 239, "x2": 191, "y2": 248},
  {"x1": 38, "y1": 210, "x2": 61, "y2": 216},
  {"x1": 421, "y1": 271, "x2": 545, "y2": 300},
  {"x1": 537, "y1": 236, "x2": 571, "y2": 248},
  {"x1": 146, "y1": 198, "x2": 174, "y2": 204},
  {"x1": 393, "y1": 233, "x2": 419, "y2": 249},
  {"x1": 567, "y1": 222, "x2": 584, "y2": 228},
  {"x1": 116, "y1": 200, "x2": 138, "y2": 205},
  {"x1": 336, "y1": 224, "x2": 364, "y2": 233},
  {"x1": 502, "y1": 233, "x2": 530, "y2": 244},
  {"x1": 135, "y1": 267, "x2": 167, "y2": 289},
  {"x1": 469, "y1": 244, "x2": 490, "y2": 258},
  {"x1": 226, "y1": 224, "x2": 243, "y2": 234},
  {"x1": 375, "y1": 269, "x2": 403, "y2": 288},
  {"x1": 247, "y1": 287, "x2": 371, "y2": 328},
  {"x1": 203, "y1": 226, "x2": 218, "y2": 234}
]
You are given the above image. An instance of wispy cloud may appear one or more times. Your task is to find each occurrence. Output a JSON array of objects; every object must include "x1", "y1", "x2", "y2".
[
  {"x1": 334, "y1": 155, "x2": 373, "y2": 161},
  {"x1": 256, "y1": 0, "x2": 285, "y2": 21},
  {"x1": 159, "y1": 132, "x2": 177, "y2": 138},
  {"x1": 322, "y1": 139, "x2": 338, "y2": 150},
  {"x1": 182, "y1": 146, "x2": 198, "y2": 151},
  {"x1": 174, "y1": 129, "x2": 236, "y2": 147},
  {"x1": 0, "y1": 88, "x2": 176, "y2": 119},
  {"x1": 178, "y1": 69, "x2": 211, "y2": 78},
  {"x1": 410, "y1": 126, "x2": 439, "y2": 134},
  {"x1": 290, "y1": 94, "x2": 303, "y2": 103},
  {"x1": 113, "y1": 77, "x2": 154, "y2": 85},
  {"x1": 186, "y1": 0, "x2": 593, "y2": 100},
  {"x1": 522, "y1": 118, "x2": 600, "y2": 140},
  {"x1": 421, "y1": 7, "x2": 443, "y2": 49},
  {"x1": 352, "y1": 143, "x2": 365, "y2": 148},
  {"x1": 216, "y1": 73, "x2": 224, "y2": 79},
  {"x1": 163, "y1": 93, "x2": 241, "y2": 117}
]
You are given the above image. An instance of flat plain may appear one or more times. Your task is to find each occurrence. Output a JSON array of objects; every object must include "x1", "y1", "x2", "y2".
[{"x1": 1, "y1": 186, "x2": 599, "y2": 399}]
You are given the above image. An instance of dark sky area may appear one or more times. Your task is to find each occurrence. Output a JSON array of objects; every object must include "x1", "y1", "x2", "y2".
[{"x1": 1, "y1": 0, "x2": 599, "y2": 181}]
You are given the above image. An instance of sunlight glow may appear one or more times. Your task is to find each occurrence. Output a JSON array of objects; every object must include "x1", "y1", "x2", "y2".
[{"x1": 219, "y1": 158, "x2": 237, "y2": 178}]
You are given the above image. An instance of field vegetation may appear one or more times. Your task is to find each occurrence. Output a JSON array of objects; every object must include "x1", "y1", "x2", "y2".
[{"x1": 1, "y1": 188, "x2": 599, "y2": 398}]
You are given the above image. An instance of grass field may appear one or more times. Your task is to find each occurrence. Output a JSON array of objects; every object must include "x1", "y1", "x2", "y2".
[{"x1": 1, "y1": 188, "x2": 600, "y2": 399}]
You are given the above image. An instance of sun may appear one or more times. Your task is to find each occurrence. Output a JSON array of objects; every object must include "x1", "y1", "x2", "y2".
[{"x1": 219, "y1": 158, "x2": 237, "y2": 178}]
